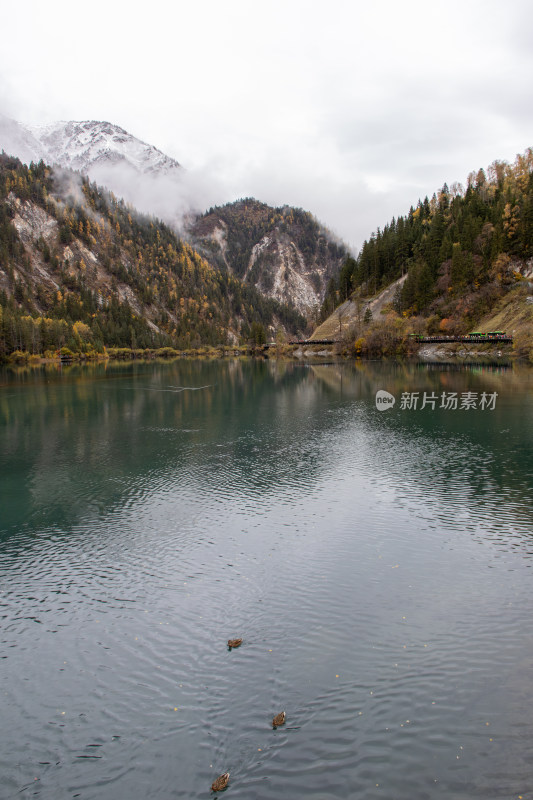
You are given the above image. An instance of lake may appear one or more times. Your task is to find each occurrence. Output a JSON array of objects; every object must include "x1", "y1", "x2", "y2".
[{"x1": 1, "y1": 358, "x2": 532, "y2": 800}]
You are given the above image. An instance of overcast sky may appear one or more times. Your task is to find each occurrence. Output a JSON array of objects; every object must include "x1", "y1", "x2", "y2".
[{"x1": 1, "y1": 0, "x2": 532, "y2": 250}]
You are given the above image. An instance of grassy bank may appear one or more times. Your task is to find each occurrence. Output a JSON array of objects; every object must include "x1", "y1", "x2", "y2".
[{"x1": 2, "y1": 342, "x2": 301, "y2": 365}]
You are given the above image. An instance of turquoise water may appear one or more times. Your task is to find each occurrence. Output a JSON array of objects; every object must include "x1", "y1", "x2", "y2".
[{"x1": 1, "y1": 359, "x2": 532, "y2": 799}]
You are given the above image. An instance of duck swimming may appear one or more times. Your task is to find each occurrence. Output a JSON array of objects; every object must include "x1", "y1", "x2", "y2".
[
  {"x1": 211, "y1": 772, "x2": 230, "y2": 792},
  {"x1": 272, "y1": 711, "x2": 286, "y2": 728}
]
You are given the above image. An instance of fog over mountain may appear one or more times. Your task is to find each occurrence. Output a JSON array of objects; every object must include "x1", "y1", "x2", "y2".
[
  {"x1": 0, "y1": 115, "x2": 348, "y2": 312},
  {"x1": 0, "y1": 115, "x2": 221, "y2": 229},
  {"x1": 0, "y1": 115, "x2": 43, "y2": 165}
]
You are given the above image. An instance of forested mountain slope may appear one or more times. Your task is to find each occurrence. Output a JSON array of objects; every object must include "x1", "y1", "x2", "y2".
[
  {"x1": 0, "y1": 156, "x2": 305, "y2": 358},
  {"x1": 187, "y1": 199, "x2": 348, "y2": 314},
  {"x1": 319, "y1": 149, "x2": 533, "y2": 342}
]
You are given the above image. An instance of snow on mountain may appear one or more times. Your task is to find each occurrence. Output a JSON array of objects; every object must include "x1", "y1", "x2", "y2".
[
  {"x1": 0, "y1": 116, "x2": 347, "y2": 312},
  {"x1": 25, "y1": 119, "x2": 182, "y2": 176},
  {"x1": 0, "y1": 116, "x2": 196, "y2": 226}
]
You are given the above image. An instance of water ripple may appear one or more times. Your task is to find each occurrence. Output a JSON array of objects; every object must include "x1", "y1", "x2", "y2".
[{"x1": 1, "y1": 360, "x2": 533, "y2": 798}]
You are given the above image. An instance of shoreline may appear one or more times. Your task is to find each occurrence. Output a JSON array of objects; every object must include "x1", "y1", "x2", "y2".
[{"x1": 0, "y1": 340, "x2": 520, "y2": 367}]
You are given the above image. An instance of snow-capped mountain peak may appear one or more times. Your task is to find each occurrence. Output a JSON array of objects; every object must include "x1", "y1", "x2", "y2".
[
  {"x1": 24, "y1": 119, "x2": 182, "y2": 176},
  {"x1": 0, "y1": 114, "x2": 191, "y2": 228}
]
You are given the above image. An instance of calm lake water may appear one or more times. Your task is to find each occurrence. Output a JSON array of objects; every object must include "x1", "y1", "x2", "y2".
[{"x1": 1, "y1": 358, "x2": 533, "y2": 800}]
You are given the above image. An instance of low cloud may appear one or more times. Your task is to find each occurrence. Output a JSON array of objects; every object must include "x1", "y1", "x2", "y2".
[{"x1": 86, "y1": 160, "x2": 239, "y2": 235}]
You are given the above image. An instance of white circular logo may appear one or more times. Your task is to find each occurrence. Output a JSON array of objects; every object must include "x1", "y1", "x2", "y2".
[{"x1": 375, "y1": 390, "x2": 396, "y2": 411}]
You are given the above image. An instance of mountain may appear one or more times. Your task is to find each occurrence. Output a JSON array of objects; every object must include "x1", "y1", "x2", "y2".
[
  {"x1": 315, "y1": 148, "x2": 533, "y2": 359},
  {"x1": 1, "y1": 117, "x2": 349, "y2": 313},
  {"x1": 0, "y1": 115, "x2": 190, "y2": 227},
  {"x1": 0, "y1": 154, "x2": 306, "y2": 359},
  {"x1": 1, "y1": 115, "x2": 182, "y2": 177},
  {"x1": 187, "y1": 199, "x2": 349, "y2": 314}
]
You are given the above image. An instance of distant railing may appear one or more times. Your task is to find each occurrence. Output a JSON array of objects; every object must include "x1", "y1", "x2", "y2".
[{"x1": 409, "y1": 332, "x2": 513, "y2": 344}]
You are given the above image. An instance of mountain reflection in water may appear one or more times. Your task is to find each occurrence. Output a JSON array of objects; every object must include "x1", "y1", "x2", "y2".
[{"x1": 1, "y1": 359, "x2": 532, "y2": 800}]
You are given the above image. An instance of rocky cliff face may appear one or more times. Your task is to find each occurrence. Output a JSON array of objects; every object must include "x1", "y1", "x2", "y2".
[
  {"x1": 4, "y1": 192, "x2": 149, "y2": 324},
  {"x1": 187, "y1": 199, "x2": 348, "y2": 315}
]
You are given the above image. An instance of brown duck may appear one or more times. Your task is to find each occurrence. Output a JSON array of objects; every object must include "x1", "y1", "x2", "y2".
[
  {"x1": 211, "y1": 771, "x2": 230, "y2": 792},
  {"x1": 227, "y1": 638, "x2": 242, "y2": 649},
  {"x1": 272, "y1": 711, "x2": 286, "y2": 728}
]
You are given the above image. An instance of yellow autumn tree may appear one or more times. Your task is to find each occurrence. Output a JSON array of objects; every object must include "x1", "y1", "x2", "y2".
[{"x1": 73, "y1": 321, "x2": 91, "y2": 342}]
